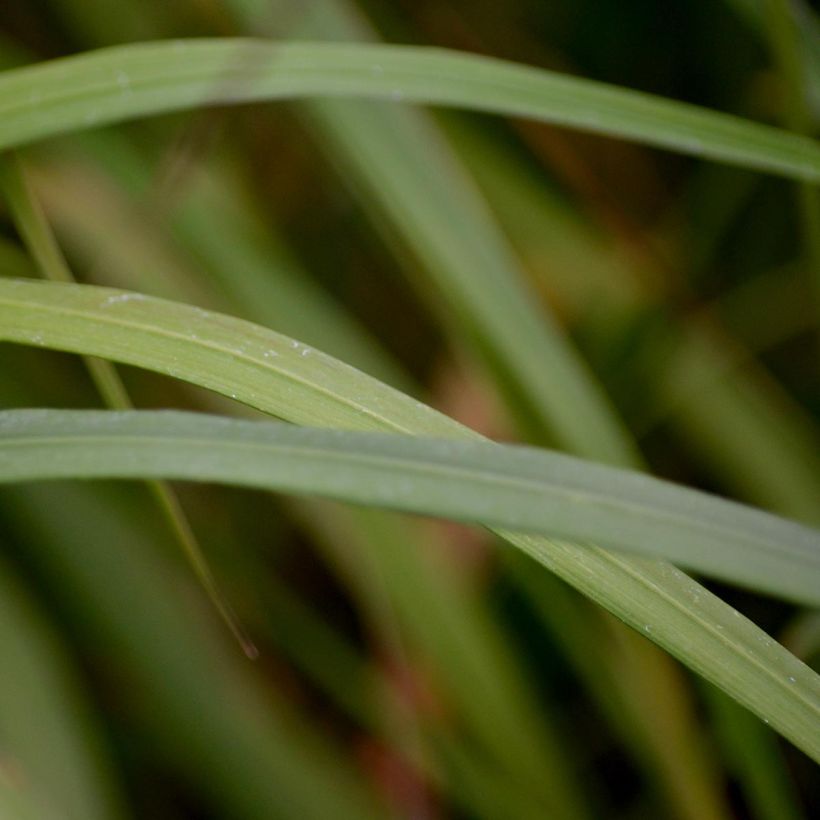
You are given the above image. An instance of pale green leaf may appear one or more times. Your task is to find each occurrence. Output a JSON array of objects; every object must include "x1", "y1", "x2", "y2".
[{"x1": 0, "y1": 40, "x2": 816, "y2": 181}]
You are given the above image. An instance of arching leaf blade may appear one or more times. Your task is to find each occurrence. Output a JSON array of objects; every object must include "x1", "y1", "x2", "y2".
[{"x1": 0, "y1": 40, "x2": 816, "y2": 181}]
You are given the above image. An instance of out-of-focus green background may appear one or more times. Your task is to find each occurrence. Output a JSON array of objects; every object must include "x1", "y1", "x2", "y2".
[{"x1": 0, "y1": 1, "x2": 818, "y2": 817}]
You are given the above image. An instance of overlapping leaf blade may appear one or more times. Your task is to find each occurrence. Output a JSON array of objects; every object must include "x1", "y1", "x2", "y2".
[{"x1": 0, "y1": 40, "x2": 817, "y2": 181}]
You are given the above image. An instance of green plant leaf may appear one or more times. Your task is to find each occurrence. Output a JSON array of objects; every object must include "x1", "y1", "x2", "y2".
[
  {"x1": 0, "y1": 40, "x2": 818, "y2": 181},
  {"x1": 1, "y1": 407, "x2": 818, "y2": 606},
  {"x1": 0, "y1": 278, "x2": 818, "y2": 761}
]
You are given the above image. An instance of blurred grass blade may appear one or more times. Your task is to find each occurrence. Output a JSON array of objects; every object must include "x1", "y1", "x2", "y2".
[
  {"x1": 296, "y1": 502, "x2": 588, "y2": 818},
  {"x1": 703, "y1": 684, "x2": 803, "y2": 820},
  {"x1": 0, "y1": 40, "x2": 816, "y2": 181},
  {"x1": 764, "y1": 0, "x2": 820, "y2": 332},
  {"x1": 448, "y1": 120, "x2": 820, "y2": 523},
  {"x1": 262, "y1": 0, "x2": 638, "y2": 464},
  {"x1": 0, "y1": 558, "x2": 126, "y2": 820},
  {"x1": 0, "y1": 152, "x2": 257, "y2": 657},
  {"x1": 0, "y1": 279, "x2": 819, "y2": 761},
  {"x1": 0, "y1": 482, "x2": 384, "y2": 820},
  {"x1": 721, "y1": 0, "x2": 820, "y2": 117},
  {"x1": 1, "y1": 407, "x2": 819, "y2": 606}
]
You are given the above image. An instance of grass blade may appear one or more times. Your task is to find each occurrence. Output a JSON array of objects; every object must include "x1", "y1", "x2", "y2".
[
  {"x1": 0, "y1": 407, "x2": 818, "y2": 606},
  {"x1": 764, "y1": 0, "x2": 820, "y2": 335},
  {"x1": 0, "y1": 40, "x2": 815, "y2": 181},
  {"x1": 0, "y1": 278, "x2": 818, "y2": 759}
]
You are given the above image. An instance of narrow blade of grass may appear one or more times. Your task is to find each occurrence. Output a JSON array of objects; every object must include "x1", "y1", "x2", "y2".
[
  {"x1": 448, "y1": 120, "x2": 820, "y2": 523},
  {"x1": 764, "y1": 0, "x2": 820, "y2": 336},
  {"x1": 0, "y1": 40, "x2": 816, "y2": 181},
  {"x1": 1, "y1": 407, "x2": 818, "y2": 606},
  {"x1": 721, "y1": 0, "x2": 820, "y2": 116}
]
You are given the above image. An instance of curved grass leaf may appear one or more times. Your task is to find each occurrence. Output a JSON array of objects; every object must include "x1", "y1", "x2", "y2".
[
  {"x1": 0, "y1": 279, "x2": 819, "y2": 760},
  {"x1": 0, "y1": 40, "x2": 816, "y2": 181},
  {"x1": 1, "y1": 408, "x2": 819, "y2": 608}
]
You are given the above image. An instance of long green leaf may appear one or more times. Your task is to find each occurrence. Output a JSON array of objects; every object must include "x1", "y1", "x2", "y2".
[
  {"x1": 0, "y1": 40, "x2": 818, "y2": 181},
  {"x1": 0, "y1": 278, "x2": 818, "y2": 761},
  {"x1": 1, "y1": 407, "x2": 818, "y2": 607}
]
